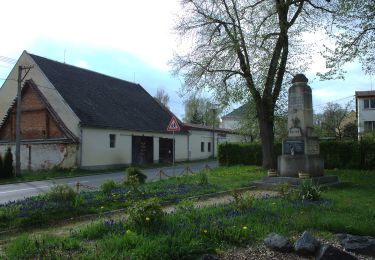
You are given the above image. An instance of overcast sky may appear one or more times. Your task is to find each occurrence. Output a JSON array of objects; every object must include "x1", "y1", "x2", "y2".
[{"x1": 0, "y1": 0, "x2": 373, "y2": 119}]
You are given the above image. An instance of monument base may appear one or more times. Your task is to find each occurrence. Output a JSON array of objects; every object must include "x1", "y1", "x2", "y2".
[
  {"x1": 253, "y1": 175, "x2": 339, "y2": 188},
  {"x1": 278, "y1": 154, "x2": 324, "y2": 177}
]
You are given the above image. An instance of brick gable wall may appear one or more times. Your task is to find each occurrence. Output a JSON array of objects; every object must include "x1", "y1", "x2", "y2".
[{"x1": 0, "y1": 85, "x2": 66, "y2": 141}]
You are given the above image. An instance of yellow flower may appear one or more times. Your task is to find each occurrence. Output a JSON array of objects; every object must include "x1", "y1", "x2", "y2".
[
  {"x1": 242, "y1": 226, "x2": 248, "y2": 230},
  {"x1": 145, "y1": 217, "x2": 150, "y2": 221},
  {"x1": 126, "y1": 230, "x2": 131, "y2": 234},
  {"x1": 203, "y1": 229, "x2": 208, "y2": 233}
]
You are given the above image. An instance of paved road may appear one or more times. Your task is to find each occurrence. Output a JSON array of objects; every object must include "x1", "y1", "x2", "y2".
[{"x1": 0, "y1": 161, "x2": 218, "y2": 205}]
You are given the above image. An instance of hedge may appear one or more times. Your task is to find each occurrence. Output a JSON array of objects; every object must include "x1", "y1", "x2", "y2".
[{"x1": 218, "y1": 141, "x2": 375, "y2": 170}]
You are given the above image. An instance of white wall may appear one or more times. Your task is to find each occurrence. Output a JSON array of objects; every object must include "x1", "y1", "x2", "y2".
[
  {"x1": 357, "y1": 97, "x2": 375, "y2": 134},
  {"x1": 221, "y1": 118, "x2": 240, "y2": 130},
  {"x1": 81, "y1": 127, "x2": 189, "y2": 168},
  {"x1": 188, "y1": 129, "x2": 244, "y2": 160}
]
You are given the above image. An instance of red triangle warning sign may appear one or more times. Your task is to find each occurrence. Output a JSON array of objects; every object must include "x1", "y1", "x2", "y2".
[{"x1": 167, "y1": 116, "x2": 180, "y2": 132}]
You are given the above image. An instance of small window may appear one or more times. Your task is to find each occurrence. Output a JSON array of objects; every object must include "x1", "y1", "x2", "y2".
[
  {"x1": 208, "y1": 142, "x2": 211, "y2": 152},
  {"x1": 364, "y1": 99, "x2": 375, "y2": 109},
  {"x1": 364, "y1": 99, "x2": 369, "y2": 109},
  {"x1": 201, "y1": 142, "x2": 204, "y2": 152},
  {"x1": 364, "y1": 121, "x2": 375, "y2": 132},
  {"x1": 109, "y1": 134, "x2": 116, "y2": 148}
]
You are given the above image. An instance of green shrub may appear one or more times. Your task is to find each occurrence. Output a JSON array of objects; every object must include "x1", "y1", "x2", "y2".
[
  {"x1": 48, "y1": 184, "x2": 77, "y2": 202},
  {"x1": 127, "y1": 198, "x2": 164, "y2": 232},
  {"x1": 3, "y1": 147, "x2": 14, "y2": 178},
  {"x1": 126, "y1": 167, "x2": 147, "y2": 184},
  {"x1": 218, "y1": 141, "x2": 375, "y2": 169},
  {"x1": 0, "y1": 204, "x2": 20, "y2": 228},
  {"x1": 278, "y1": 183, "x2": 296, "y2": 201},
  {"x1": 231, "y1": 189, "x2": 254, "y2": 210},
  {"x1": 297, "y1": 181, "x2": 321, "y2": 201},
  {"x1": 197, "y1": 170, "x2": 208, "y2": 186},
  {"x1": 100, "y1": 179, "x2": 118, "y2": 195}
]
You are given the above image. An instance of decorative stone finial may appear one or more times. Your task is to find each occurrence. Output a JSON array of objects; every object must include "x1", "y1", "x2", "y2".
[{"x1": 292, "y1": 74, "x2": 308, "y2": 84}]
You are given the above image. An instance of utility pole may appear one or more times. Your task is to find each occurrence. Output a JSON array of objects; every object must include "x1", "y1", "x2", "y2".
[
  {"x1": 15, "y1": 65, "x2": 33, "y2": 177},
  {"x1": 212, "y1": 108, "x2": 217, "y2": 159}
]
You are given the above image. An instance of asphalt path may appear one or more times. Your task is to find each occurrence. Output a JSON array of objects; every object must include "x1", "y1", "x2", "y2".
[{"x1": 0, "y1": 160, "x2": 218, "y2": 205}]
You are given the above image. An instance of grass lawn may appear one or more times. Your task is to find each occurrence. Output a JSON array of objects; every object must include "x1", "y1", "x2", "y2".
[
  {"x1": 1, "y1": 166, "x2": 375, "y2": 259},
  {"x1": 0, "y1": 166, "x2": 264, "y2": 230}
]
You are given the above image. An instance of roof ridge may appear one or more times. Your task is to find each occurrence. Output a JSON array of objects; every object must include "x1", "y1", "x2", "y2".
[{"x1": 28, "y1": 52, "x2": 140, "y2": 88}]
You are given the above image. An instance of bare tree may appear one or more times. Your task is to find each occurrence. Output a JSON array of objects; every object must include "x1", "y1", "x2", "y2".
[
  {"x1": 154, "y1": 88, "x2": 170, "y2": 108},
  {"x1": 172, "y1": 0, "x2": 333, "y2": 168},
  {"x1": 318, "y1": 102, "x2": 355, "y2": 139}
]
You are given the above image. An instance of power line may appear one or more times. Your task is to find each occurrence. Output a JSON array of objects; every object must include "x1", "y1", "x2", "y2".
[
  {"x1": 0, "y1": 55, "x2": 16, "y2": 64},
  {"x1": 313, "y1": 95, "x2": 354, "y2": 108}
]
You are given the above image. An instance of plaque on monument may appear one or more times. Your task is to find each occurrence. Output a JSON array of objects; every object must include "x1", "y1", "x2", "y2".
[
  {"x1": 288, "y1": 127, "x2": 302, "y2": 137},
  {"x1": 283, "y1": 139, "x2": 304, "y2": 155}
]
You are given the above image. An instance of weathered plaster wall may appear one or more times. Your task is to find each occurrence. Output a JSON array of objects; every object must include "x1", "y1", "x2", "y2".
[{"x1": 0, "y1": 143, "x2": 78, "y2": 170}]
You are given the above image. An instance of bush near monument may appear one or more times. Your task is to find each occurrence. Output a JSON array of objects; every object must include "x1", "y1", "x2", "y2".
[{"x1": 218, "y1": 141, "x2": 375, "y2": 170}]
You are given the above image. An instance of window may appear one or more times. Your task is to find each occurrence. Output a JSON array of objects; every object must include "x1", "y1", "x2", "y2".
[
  {"x1": 208, "y1": 142, "x2": 211, "y2": 152},
  {"x1": 109, "y1": 134, "x2": 116, "y2": 148},
  {"x1": 364, "y1": 121, "x2": 375, "y2": 132},
  {"x1": 364, "y1": 98, "x2": 375, "y2": 109},
  {"x1": 201, "y1": 142, "x2": 204, "y2": 152}
]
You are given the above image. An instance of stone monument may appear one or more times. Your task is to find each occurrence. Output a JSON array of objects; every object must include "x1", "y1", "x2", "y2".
[
  {"x1": 278, "y1": 74, "x2": 324, "y2": 177},
  {"x1": 253, "y1": 74, "x2": 338, "y2": 187}
]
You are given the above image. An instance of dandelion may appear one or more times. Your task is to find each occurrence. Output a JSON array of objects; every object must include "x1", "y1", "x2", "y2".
[
  {"x1": 145, "y1": 217, "x2": 150, "y2": 221},
  {"x1": 242, "y1": 226, "x2": 248, "y2": 230},
  {"x1": 126, "y1": 230, "x2": 131, "y2": 234}
]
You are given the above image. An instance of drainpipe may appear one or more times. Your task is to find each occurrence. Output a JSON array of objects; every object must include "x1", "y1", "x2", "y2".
[{"x1": 79, "y1": 126, "x2": 83, "y2": 168}]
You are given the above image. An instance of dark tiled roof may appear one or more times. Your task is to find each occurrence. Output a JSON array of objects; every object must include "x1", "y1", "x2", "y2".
[
  {"x1": 222, "y1": 103, "x2": 250, "y2": 119},
  {"x1": 355, "y1": 90, "x2": 375, "y2": 98},
  {"x1": 183, "y1": 122, "x2": 234, "y2": 133},
  {"x1": 30, "y1": 53, "x2": 184, "y2": 133}
]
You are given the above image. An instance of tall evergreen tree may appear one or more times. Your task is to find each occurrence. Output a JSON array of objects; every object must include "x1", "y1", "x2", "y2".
[
  {"x1": 0, "y1": 153, "x2": 3, "y2": 178},
  {"x1": 3, "y1": 147, "x2": 14, "y2": 178}
]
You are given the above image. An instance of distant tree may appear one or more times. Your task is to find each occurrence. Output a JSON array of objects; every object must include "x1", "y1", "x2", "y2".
[
  {"x1": 3, "y1": 147, "x2": 14, "y2": 178},
  {"x1": 183, "y1": 96, "x2": 220, "y2": 127},
  {"x1": 318, "y1": 102, "x2": 354, "y2": 139},
  {"x1": 321, "y1": 0, "x2": 375, "y2": 77},
  {"x1": 154, "y1": 88, "x2": 170, "y2": 108}
]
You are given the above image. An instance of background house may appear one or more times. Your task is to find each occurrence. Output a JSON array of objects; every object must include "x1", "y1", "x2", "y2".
[
  {"x1": 0, "y1": 51, "x2": 243, "y2": 170},
  {"x1": 355, "y1": 90, "x2": 375, "y2": 138}
]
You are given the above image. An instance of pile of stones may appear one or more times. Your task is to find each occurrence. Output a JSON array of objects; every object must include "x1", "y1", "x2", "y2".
[{"x1": 264, "y1": 231, "x2": 375, "y2": 259}]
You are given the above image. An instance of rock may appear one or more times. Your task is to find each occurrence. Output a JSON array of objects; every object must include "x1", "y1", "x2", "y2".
[
  {"x1": 294, "y1": 231, "x2": 320, "y2": 255},
  {"x1": 264, "y1": 233, "x2": 293, "y2": 252},
  {"x1": 315, "y1": 244, "x2": 358, "y2": 260},
  {"x1": 202, "y1": 254, "x2": 218, "y2": 260},
  {"x1": 336, "y1": 233, "x2": 375, "y2": 256}
]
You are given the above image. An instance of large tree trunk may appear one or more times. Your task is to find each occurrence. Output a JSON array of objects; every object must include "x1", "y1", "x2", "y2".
[{"x1": 257, "y1": 101, "x2": 275, "y2": 169}]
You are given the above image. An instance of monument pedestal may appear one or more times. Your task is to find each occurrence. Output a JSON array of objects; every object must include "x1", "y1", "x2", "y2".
[
  {"x1": 253, "y1": 175, "x2": 339, "y2": 188},
  {"x1": 278, "y1": 154, "x2": 324, "y2": 177}
]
